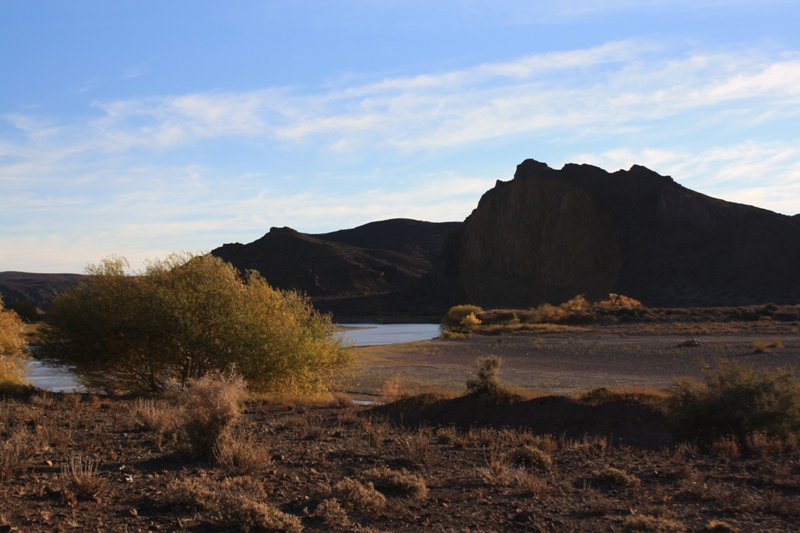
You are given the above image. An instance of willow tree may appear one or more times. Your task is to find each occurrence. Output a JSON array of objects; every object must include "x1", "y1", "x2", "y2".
[
  {"x1": 0, "y1": 296, "x2": 29, "y2": 386},
  {"x1": 40, "y1": 253, "x2": 350, "y2": 393}
]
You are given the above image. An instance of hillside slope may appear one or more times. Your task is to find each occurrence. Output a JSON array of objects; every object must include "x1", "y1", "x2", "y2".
[{"x1": 212, "y1": 218, "x2": 461, "y2": 318}]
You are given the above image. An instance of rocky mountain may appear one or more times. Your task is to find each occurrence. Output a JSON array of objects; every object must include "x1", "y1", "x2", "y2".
[
  {"x1": 211, "y1": 218, "x2": 462, "y2": 318},
  {"x1": 6, "y1": 160, "x2": 799, "y2": 317},
  {"x1": 428, "y1": 159, "x2": 800, "y2": 309}
]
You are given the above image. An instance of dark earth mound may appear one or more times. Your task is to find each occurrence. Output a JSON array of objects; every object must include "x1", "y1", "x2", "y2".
[
  {"x1": 373, "y1": 392, "x2": 673, "y2": 449},
  {"x1": 428, "y1": 159, "x2": 800, "y2": 309}
]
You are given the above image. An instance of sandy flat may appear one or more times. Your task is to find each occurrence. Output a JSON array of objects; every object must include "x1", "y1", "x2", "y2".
[{"x1": 342, "y1": 329, "x2": 800, "y2": 399}]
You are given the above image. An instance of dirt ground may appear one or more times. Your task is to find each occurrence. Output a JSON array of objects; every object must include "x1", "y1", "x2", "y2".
[
  {"x1": 2, "y1": 391, "x2": 800, "y2": 533},
  {"x1": 2, "y1": 319, "x2": 799, "y2": 532},
  {"x1": 344, "y1": 322, "x2": 800, "y2": 401}
]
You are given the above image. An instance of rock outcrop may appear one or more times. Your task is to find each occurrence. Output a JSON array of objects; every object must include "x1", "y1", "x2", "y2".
[{"x1": 429, "y1": 159, "x2": 800, "y2": 308}]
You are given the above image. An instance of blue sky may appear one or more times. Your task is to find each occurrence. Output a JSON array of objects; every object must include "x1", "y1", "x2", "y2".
[{"x1": 2, "y1": 1, "x2": 800, "y2": 272}]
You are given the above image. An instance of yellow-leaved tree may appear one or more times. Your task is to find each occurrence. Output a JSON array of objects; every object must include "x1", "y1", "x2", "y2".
[
  {"x1": 39, "y1": 253, "x2": 351, "y2": 394},
  {"x1": 0, "y1": 296, "x2": 29, "y2": 386}
]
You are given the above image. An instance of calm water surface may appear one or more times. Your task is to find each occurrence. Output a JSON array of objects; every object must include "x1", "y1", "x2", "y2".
[{"x1": 26, "y1": 323, "x2": 440, "y2": 391}]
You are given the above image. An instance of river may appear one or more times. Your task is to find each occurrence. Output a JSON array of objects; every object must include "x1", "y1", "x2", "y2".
[{"x1": 24, "y1": 323, "x2": 441, "y2": 392}]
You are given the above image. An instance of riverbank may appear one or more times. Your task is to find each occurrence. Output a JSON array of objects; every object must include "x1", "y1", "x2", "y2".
[{"x1": 342, "y1": 322, "x2": 800, "y2": 401}]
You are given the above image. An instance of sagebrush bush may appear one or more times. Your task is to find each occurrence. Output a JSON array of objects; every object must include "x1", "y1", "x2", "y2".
[
  {"x1": 668, "y1": 360, "x2": 800, "y2": 448},
  {"x1": 169, "y1": 475, "x2": 300, "y2": 533},
  {"x1": 181, "y1": 372, "x2": 248, "y2": 459},
  {"x1": 364, "y1": 466, "x2": 428, "y2": 499},
  {"x1": 214, "y1": 431, "x2": 271, "y2": 476},
  {"x1": 466, "y1": 356, "x2": 502, "y2": 394},
  {"x1": 332, "y1": 478, "x2": 386, "y2": 512}
]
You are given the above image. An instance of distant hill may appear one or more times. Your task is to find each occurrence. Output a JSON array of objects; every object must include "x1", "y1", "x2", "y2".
[
  {"x1": 428, "y1": 159, "x2": 800, "y2": 308},
  {"x1": 0, "y1": 272, "x2": 86, "y2": 310},
  {"x1": 211, "y1": 218, "x2": 462, "y2": 318}
]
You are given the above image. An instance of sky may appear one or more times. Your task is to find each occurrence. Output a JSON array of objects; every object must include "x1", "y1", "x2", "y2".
[{"x1": 2, "y1": 0, "x2": 800, "y2": 273}]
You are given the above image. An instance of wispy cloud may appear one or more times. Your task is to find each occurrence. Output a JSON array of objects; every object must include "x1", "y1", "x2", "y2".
[{"x1": 5, "y1": 41, "x2": 800, "y2": 159}]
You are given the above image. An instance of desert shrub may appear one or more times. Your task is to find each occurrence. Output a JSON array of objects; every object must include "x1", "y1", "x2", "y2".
[
  {"x1": 364, "y1": 466, "x2": 428, "y2": 499},
  {"x1": 181, "y1": 372, "x2": 247, "y2": 459},
  {"x1": 593, "y1": 467, "x2": 640, "y2": 487},
  {"x1": 441, "y1": 304, "x2": 484, "y2": 330},
  {"x1": 0, "y1": 427, "x2": 36, "y2": 482},
  {"x1": 710, "y1": 436, "x2": 741, "y2": 458},
  {"x1": 597, "y1": 293, "x2": 643, "y2": 310},
  {"x1": 131, "y1": 398, "x2": 182, "y2": 439},
  {"x1": 508, "y1": 445, "x2": 552, "y2": 470},
  {"x1": 169, "y1": 475, "x2": 299, "y2": 533},
  {"x1": 39, "y1": 253, "x2": 350, "y2": 394},
  {"x1": 0, "y1": 296, "x2": 28, "y2": 386},
  {"x1": 397, "y1": 430, "x2": 431, "y2": 464},
  {"x1": 466, "y1": 355, "x2": 502, "y2": 394},
  {"x1": 315, "y1": 498, "x2": 350, "y2": 527},
  {"x1": 668, "y1": 360, "x2": 800, "y2": 448},
  {"x1": 214, "y1": 431, "x2": 271, "y2": 475},
  {"x1": 332, "y1": 478, "x2": 386, "y2": 512}
]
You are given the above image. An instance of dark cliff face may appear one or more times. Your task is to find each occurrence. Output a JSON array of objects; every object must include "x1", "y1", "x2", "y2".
[
  {"x1": 431, "y1": 159, "x2": 800, "y2": 308},
  {"x1": 212, "y1": 218, "x2": 461, "y2": 317}
]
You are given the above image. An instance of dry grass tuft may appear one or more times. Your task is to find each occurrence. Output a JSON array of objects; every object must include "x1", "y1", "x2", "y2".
[
  {"x1": 0, "y1": 427, "x2": 36, "y2": 481},
  {"x1": 364, "y1": 466, "x2": 428, "y2": 499},
  {"x1": 580, "y1": 386, "x2": 668, "y2": 405},
  {"x1": 132, "y1": 398, "x2": 182, "y2": 445},
  {"x1": 593, "y1": 467, "x2": 640, "y2": 487},
  {"x1": 315, "y1": 498, "x2": 350, "y2": 527},
  {"x1": 752, "y1": 339, "x2": 783, "y2": 353},
  {"x1": 30, "y1": 391, "x2": 56, "y2": 408},
  {"x1": 60, "y1": 456, "x2": 107, "y2": 501},
  {"x1": 332, "y1": 478, "x2": 386, "y2": 512},
  {"x1": 624, "y1": 514, "x2": 684, "y2": 532},
  {"x1": 513, "y1": 471, "x2": 549, "y2": 497},
  {"x1": 397, "y1": 430, "x2": 430, "y2": 464},
  {"x1": 710, "y1": 435, "x2": 741, "y2": 458},
  {"x1": 214, "y1": 431, "x2": 271, "y2": 476},
  {"x1": 704, "y1": 520, "x2": 738, "y2": 532},
  {"x1": 476, "y1": 453, "x2": 514, "y2": 486},
  {"x1": 746, "y1": 431, "x2": 791, "y2": 456},
  {"x1": 169, "y1": 475, "x2": 299, "y2": 532},
  {"x1": 508, "y1": 445, "x2": 552, "y2": 470},
  {"x1": 380, "y1": 375, "x2": 407, "y2": 403}
]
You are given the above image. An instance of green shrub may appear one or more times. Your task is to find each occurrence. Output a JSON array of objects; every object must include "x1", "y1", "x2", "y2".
[
  {"x1": 668, "y1": 360, "x2": 800, "y2": 448},
  {"x1": 39, "y1": 253, "x2": 351, "y2": 394},
  {"x1": 0, "y1": 297, "x2": 28, "y2": 386},
  {"x1": 441, "y1": 304, "x2": 484, "y2": 330}
]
